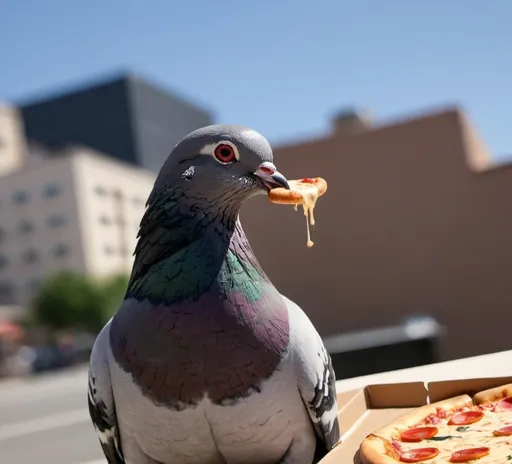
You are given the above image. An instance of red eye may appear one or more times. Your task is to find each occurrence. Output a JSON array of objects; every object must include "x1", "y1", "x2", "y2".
[{"x1": 214, "y1": 144, "x2": 237, "y2": 163}]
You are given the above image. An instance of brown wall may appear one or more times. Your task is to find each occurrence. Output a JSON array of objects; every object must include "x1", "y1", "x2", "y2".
[{"x1": 241, "y1": 108, "x2": 512, "y2": 362}]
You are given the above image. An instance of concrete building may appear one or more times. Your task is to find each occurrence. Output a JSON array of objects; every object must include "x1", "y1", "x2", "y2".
[
  {"x1": 0, "y1": 104, "x2": 27, "y2": 177},
  {"x1": 0, "y1": 145, "x2": 156, "y2": 305},
  {"x1": 242, "y1": 106, "x2": 510, "y2": 363},
  {"x1": 19, "y1": 72, "x2": 214, "y2": 173}
]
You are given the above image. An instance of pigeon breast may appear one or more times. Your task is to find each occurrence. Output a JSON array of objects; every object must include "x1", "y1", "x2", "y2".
[{"x1": 110, "y1": 224, "x2": 290, "y2": 409}]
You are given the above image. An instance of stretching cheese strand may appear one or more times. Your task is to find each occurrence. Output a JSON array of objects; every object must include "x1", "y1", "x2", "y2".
[{"x1": 289, "y1": 182, "x2": 319, "y2": 247}]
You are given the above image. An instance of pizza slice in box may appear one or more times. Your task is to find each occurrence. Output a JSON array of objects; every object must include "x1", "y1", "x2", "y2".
[{"x1": 360, "y1": 383, "x2": 512, "y2": 463}]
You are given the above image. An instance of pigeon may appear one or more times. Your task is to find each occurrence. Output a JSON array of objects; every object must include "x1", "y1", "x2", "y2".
[{"x1": 87, "y1": 125, "x2": 341, "y2": 464}]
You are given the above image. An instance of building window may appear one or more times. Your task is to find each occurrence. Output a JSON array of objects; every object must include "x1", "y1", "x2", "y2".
[
  {"x1": 0, "y1": 281, "x2": 13, "y2": 299},
  {"x1": 23, "y1": 249, "x2": 39, "y2": 264},
  {"x1": 0, "y1": 255, "x2": 8, "y2": 270},
  {"x1": 94, "y1": 185, "x2": 107, "y2": 196},
  {"x1": 99, "y1": 215, "x2": 111, "y2": 226},
  {"x1": 13, "y1": 190, "x2": 30, "y2": 205},
  {"x1": 19, "y1": 220, "x2": 35, "y2": 234},
  {"x1": 112, "y1": 189, "x2": 122, "y2": 199},
  {"x1": 132, "y1": 197, "x2": 145, "y2": 206},
  {"x1": 53, "y1": 243, "x2": 70, "y2": 258},
  {"x1": 27, "y1": 278, "x2": 42, "y2": 294},
  {"x1": 47, "y1": 215, "x2": 67, "y2": 228},
  {"x1": 43, "y1": 183, "x2": 61, "y2": 198},
  {"x1": 119, "y1": 246, "x2": 131, "y2": 256}
]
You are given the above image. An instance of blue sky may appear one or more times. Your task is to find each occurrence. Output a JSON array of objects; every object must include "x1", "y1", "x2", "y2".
[{"x1": 1, "y1": 0, "x2": 511, "y2": 161}]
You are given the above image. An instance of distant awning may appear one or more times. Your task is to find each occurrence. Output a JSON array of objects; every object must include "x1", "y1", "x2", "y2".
[
  {"x1": 0, "y1": 321, "x2": 24, "y2": 340},
  {"x1": 322, "y1": 315, "x2": 444, "y2": 354}
]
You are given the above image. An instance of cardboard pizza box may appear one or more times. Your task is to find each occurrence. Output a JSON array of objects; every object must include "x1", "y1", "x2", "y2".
[
  {"x1": 336, "y1": 389, "x2": 360, "y2": 409},
  {"x1": 320, "y1": 376, "x2": 512, "y2": 463}
]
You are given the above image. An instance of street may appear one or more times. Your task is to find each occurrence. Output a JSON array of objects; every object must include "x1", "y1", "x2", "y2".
[{"x1": 0, "y1": 366, "x2": 104, "y2": 464}]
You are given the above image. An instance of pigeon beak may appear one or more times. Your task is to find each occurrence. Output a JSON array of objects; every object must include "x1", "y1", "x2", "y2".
[{"x1": 253, "y1": 162, "x2": 290, "y2": 190}]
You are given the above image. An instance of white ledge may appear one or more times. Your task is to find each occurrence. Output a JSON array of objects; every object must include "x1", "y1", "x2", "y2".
[{"x1": 336, "y1": 349, "x2": 512, "y2": 393}]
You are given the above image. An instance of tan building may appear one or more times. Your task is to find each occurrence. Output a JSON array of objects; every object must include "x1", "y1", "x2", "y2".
[
  {"x1": 0, "y1": 145, "x2": 155, "y2": 305},
  {"x1": 0, "y1": 104, "x2": 27, "y2": 177},
  {"x1": 243, "y1": 106, "x2": 511, "y2": 362}
]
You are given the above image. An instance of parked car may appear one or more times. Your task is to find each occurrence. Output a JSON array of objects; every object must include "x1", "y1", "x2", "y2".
[{"x1": 31, "y1": 344, "x2": 74, "y2": 373}]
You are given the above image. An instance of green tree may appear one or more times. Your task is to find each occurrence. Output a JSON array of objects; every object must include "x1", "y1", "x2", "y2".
[
  {"x1": 99, "y1": 274, "x2": 129, "y2": 320},
  {"x1": 31, "y1": 271, "x2": 128, "y2": 333}
]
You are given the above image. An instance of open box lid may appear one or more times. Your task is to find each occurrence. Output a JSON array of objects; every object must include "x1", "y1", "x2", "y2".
[{"x1": 322, "y1": 376, "x2": 512, "y2": 463}]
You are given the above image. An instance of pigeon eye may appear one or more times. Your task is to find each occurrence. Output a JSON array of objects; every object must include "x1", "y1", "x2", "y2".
[{"x1": 214, "y1": 144, "x2": 237, "y2": 164}]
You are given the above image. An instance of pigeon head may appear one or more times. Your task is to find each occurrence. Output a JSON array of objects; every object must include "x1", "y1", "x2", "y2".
[
  {"x1": 128, "y1": 124, "x2": 291, "y2": 300},
  {"x1": 149, "y1": 124, "x2": 290, "y2": 208}
]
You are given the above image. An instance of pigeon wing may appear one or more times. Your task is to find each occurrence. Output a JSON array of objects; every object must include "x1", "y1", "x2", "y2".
[
  {"x1": 87, "y1": 320, "x2": 125, "y2": 464},
  {"x1": 283, "y1": 295, "x2": 341, "y2": 452}
]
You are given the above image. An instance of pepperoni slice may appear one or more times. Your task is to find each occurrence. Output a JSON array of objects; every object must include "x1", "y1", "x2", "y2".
[
  {"x1": 493, "y1": 425, "x2": 512, "y2": 436},
  {"x1": 494, "y1": 397, "x2": 512, "y2": 411},
  {"x1": 447, "y1": 410, "x2": 484, "y2": 425},
  {"x1": 400, "y1": 447, "x2": 440, "y2": 463},
  {"x1": 400, "y1": 427, "x2": 439, "y2": 442},
  {"x1": 449, "y1": 447, "x2": 490, "y2": 462}
]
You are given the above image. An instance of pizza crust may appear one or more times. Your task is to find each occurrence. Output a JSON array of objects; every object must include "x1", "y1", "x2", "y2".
[
  {"x1": 267, "y1": 177, "x2": 327, "y2": 205},
  {"x1": 472, "y1": 383, "x2": 512, "y2": 406},
  {"x1": 360, "y1": 434, "x2": 401, "y2": 464}
]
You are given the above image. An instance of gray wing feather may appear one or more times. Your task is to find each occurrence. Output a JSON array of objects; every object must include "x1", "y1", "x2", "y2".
[
  {"x1": 283, "y1": 295, "x2": 341, "y2": 453},
  {"x1": 88, "y1": 319, "x2": 125, "y2": 464}
]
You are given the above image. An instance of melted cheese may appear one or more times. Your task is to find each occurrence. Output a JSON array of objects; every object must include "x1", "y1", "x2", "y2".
[
  {"x1": 288, "y1": 180, "x2": 319, "y2": 248},
  {"x1": 393, "y1": 407, "x2": 512, "y2": 463}
]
